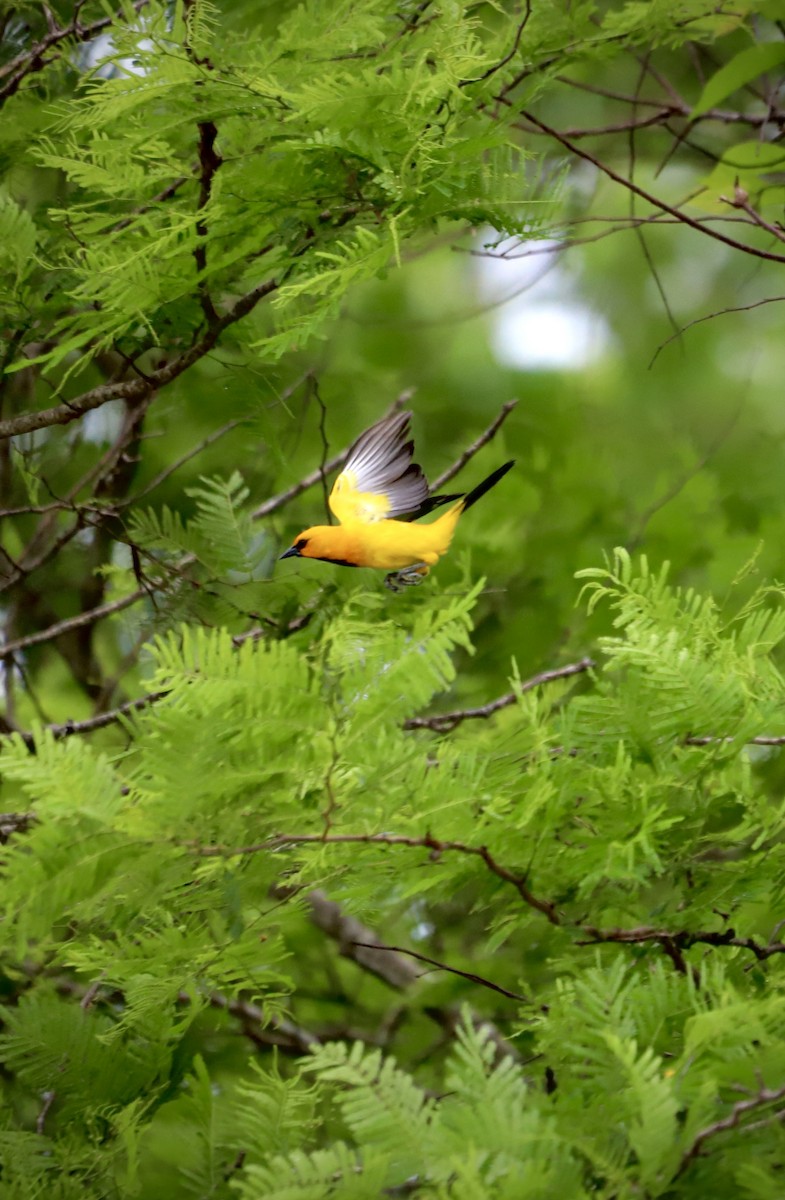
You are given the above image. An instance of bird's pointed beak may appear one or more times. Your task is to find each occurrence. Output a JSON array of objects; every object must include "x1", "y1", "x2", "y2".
[{"x1": 279, "y1": 545, "x2": 300, "y2": 560}]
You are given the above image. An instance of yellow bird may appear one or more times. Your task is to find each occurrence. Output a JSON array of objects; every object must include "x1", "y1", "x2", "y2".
[{"x1": 279, "y1": 411, "x2": 513, "y2": 590}]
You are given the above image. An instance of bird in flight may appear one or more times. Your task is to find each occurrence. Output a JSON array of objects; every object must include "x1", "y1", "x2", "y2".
[{"x1": 279, "y1": 411, "x2": 513, "y2": 591}]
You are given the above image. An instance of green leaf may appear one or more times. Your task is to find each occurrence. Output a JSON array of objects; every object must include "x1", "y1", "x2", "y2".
[{"x1": 691, "y1": 42, "x2": 785, "y2": 117}]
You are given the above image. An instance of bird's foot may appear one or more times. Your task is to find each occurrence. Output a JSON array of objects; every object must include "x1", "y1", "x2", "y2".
[{"x1": 384, "y1": 564, "x2": 430, "y2": 592}]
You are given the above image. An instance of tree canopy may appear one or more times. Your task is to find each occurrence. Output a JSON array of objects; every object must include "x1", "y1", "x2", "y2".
[{"x1": 3, "y1": 1, "x2": 785, "y2": 1196}]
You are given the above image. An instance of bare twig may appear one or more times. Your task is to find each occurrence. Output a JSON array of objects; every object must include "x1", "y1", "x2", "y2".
[
  {"x1": 430, "y1": 399, "x2": 517, "y2": 491},
  {"x1": 353, "y1": 941, "x2": 530, "y2": 1002},
  {"x1": 312, "y1": 376, "x2": 333, "y2": 522},
  {"x1": 458, "y1": 0, "x2": 531, "y2": 88},
  {"x1": 9, "y1": 690, "x2": 172, "y2": 749},
  {"x1": 685, "y1": 733, "x2": 785, "y2": 747},
  {"x1": 516, "y1": 109, "x2": 785, "y2": 266},
  {"x1": 722, "y1": 185, "x2": 785, "y2": 244},
  {"x1": 403, "y1": 657, "x2": 594, "y2": 732},
  {"x1": 307, "y1": 891, "x2": 422, "y2": 989},
  {"x1": 112, "y1": 175, "x2": 190, "y2": 233},
  {"x1": 126, "y1": 418, "x2": 245, "y2": 504},
  {"x1": 0, "y1": 812, "x2": 38, "y2": 842},
  {"x1": 677, "y1": 1081, "x2": 785, "y2": 1177},
  {"x1": 650, "y1": 296, "x2": 785, "y2": 368},
  {"x1": 3, "y1": 614, "x2": 313, "y2": 746},
  {"x1": 35, "y1": 1090, "x2": 56, "y2": 1136},
  {"x1": 577, "y1": 924, "x2": 785, "y2": 963},
  {"x1": 307, "y1": 890, "x2": 521, "y2": 1060},
  {"x1": 183, "y1": 989, "x2": 320, "y2": 1054},
  {"x1": 0, "y1": 588, "x2": 147, "y2": 660}
]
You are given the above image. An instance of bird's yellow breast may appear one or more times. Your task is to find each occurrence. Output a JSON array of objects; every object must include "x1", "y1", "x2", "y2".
[
  {"x1": 298, "y1": 505, "x2": 463, "y2": 571},
  {"x1": 349, "y1": 508, "x2": 462, "y2": 569}
]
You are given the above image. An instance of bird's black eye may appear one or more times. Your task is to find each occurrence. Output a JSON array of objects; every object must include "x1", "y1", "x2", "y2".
[{"x1": 296, "y1": 538, "x2": 308, "y2": 551}]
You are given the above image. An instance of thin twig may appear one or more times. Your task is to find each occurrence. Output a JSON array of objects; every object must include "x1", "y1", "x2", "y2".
[
  {"x1": 403, "y1": 657, "x2": 594, "y2": 732},
  {"x1": 650, "y1": 296, "x2": 785, "y2": 368},
  {"x1": 352, "y1": 942, "x2": 530, "y2": 1002},
  {"x1": 577, "y1": 924, "x2": 785, "y2": 963},
  {"x1": 126, "y1": 418, "x2": 245, "y2": 503},
  {"x1": 35, "y1": 1090, "x2": 56, "y2": 1136},
  {"x1": 677, "y1": 1081, "x2": 785, "y2": 1177},
  {"x1": 0, "y1": 588, "x2": 147, "y2": 659},
  {"x1": 516, "y1": 109, "x2": 785, "y2": 266},
  {"x1": 458, "y1": 0, "x2": 532, "y2": 88},
  {"x1": 10, "y1": 690, "x2": 172, "y2": 749},
  {"x1": 430, "y1": 399, "x2": 517, "y2": 490}
]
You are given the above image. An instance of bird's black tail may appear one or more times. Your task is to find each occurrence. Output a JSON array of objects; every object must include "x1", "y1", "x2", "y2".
[{"x1": 461, "y1": 460, "x2": 515, "y2": 511}]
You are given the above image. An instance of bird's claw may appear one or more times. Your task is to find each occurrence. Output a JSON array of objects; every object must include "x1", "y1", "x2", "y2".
[{"x1": 384, "y1": 565, "x2": 429, "y2": 592}]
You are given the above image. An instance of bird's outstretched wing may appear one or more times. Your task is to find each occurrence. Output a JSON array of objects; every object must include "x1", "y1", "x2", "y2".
[{"x1": 329, "y1": 411, "x2": 434, "y2": 525}]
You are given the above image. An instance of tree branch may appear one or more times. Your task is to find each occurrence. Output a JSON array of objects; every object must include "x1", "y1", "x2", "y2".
[
  {"x1": 0, "y1": 0, "x2": 151, "y2": 107},
  {"x1": 307, "y1": 890, "x2": 422, "y2": 989},
  {"x1": 677, "y1": 1081, "x2": 785, "y2": 1177},
  {"x1": 577, "y1": 924, "x2": 785, "y2": 963},
  {"x1": 458, "y1": 0, "x2": 531, "y2": 88},
  {"x1": 352, "y1": 941, "x2": 530, "y2": 1002},
  {"x1": 194, "y1": 120, "x2": 222, "y2": 326},
  {"x1": 403, "y1": 657, "x2": 594, "y2": 732},
  {"x1": 0, "y1": 278, "x2": 278, "y2": 442},
  {"x1": 430, "y1": 399, "x2": 517, "y2": 490},
  {"x1": 0, "y1": 588, "x2": 147, "y2": 659},
  {"x1": 196, "y1": 831, "x2": 560, "y2": 924},
  {"x1": 516, "y1": 109, "x2": 785, "y2": 266}
]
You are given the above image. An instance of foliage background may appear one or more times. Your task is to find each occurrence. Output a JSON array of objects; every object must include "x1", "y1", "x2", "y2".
[{"x1": 3, "y1": 0, "x2": 785, "y2": 1196}]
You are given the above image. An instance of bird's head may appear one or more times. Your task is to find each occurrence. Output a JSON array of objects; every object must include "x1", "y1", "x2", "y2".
[{"x1": 279, "y1": 527, "x2": 336, "y2": 562}]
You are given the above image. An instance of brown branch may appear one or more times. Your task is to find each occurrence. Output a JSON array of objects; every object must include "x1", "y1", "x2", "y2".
[
  {"x1": 677, "y1": 1081, "x2": 785, "y2": 1178},
  {"x1": 194, "y1": 120, "x2": 222, "y2": 326},
  {"x1": 0, "y1": 278, "x2": 278, "y2": 442},
  {"x1": 196, "y1": 831, "x2": 560, "y2": 924},
  {"x1": 554, "y1": 77, "x2": 785, "y2": 130},
  {"x1": 721, "y1": 185, "x2": 785, "y2": 244},
  {"x1": 112, "y1": 175, "x2": 190, "y2": 233},
  {"x1": 352, "y1": 941, "x2": 530, "y2": 1002},
  {"x1": 458, "y1": 0, "x2": 531, "y2": 88},
  {"x1": 0, "y1": 812, "x2": 38, "y2": 842},
  {"x1": 0, "y1": 588, "x2": 146, "y2": 659},
  {"x1": 2, "y1": 615, "x2": 313, "y2": 746},
  {"x1": 307, "y1": 890, "x2": 421, "y2": 989},
  {"x1": 430, "y1": 399, "x2": 517, "y2": 491},
  {"x1": 52, "y1": 971, "x2": 320, "y2": 1054},
  {"x1": 650, "y1": 296, "x2": 785, "y2": 368},
  {"x1": 0, "y1": 0, "x2": 151, "y2": 107},
  {"x1": 403, "y1": 657, "x2": 594, "y2": 732},
  {"x1": 8, "y1": 689, "x2": 172, "y2": 749},
  {"x1": 515, "y1": 108, "x2": 679, "y2": 139},
  {"x1": 307, "y1": 889, "x2": 522, "y2": 1061},
  {"x1": 517, "y1": 109, "x2": 785, "y2": 266},
  {"x1": 35, "y1": 1089, "x2": 56, "y2": 1136},
  {"x1": 179, "y1": 989, "x2": 320, "y2": 1054},
  {"x1": 577, "y1": 924, "x2": 785, "y2": 963},
  {"x1": 125, "y1": 418, "x2": 245, "y2": 504}
]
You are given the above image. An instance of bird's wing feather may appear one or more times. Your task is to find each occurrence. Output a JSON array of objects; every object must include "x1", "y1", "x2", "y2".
[{"x1": 329, "y1": 411, "x2": 431, "y2": 524}]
